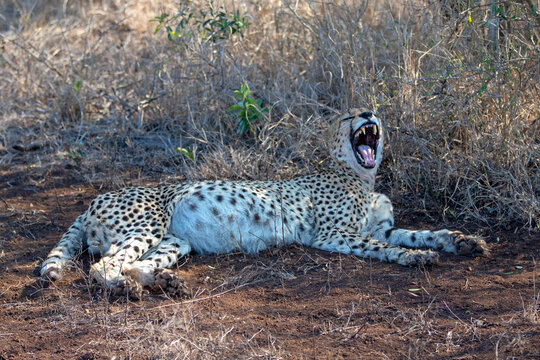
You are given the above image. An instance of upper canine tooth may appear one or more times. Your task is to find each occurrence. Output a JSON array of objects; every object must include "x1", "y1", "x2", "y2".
[
  {"x1": 373, "y1": 126, "x2": 378, "y2": 135},
  {"x1": 360, "y1": 127, "x2": 366, "y2": 135}
]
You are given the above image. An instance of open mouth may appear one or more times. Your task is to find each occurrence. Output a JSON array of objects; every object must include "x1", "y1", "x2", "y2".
[{"x1": 351, "y1": 121, "x2": 379, "y2": 168}]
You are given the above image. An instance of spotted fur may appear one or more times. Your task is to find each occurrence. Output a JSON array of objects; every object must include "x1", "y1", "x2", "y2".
[{"x1": 41, "y1": 109, "x2": 489, "y2": 298}]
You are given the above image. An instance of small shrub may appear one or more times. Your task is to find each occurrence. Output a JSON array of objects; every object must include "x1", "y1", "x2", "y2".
[
  {"x1": 227, "y1": 83, "x2": 269, "y2": 135},
  {"x1": 176, "y1": 146, "x2": 196, "y2": 162},
  {"x1": 61, "y1": 141, "x2": 85, "y2": 166},
  {"x1": 151, "y1": 0, "x2": 251, "y2": 44}
]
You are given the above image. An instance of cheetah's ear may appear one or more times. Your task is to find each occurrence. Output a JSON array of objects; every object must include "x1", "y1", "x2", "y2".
[{"x1": 339, "y1": 109, "x2": 356, "y2": 122}]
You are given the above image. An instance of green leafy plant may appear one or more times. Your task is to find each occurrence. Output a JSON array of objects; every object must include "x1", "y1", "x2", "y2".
[
  {"x1": 151, "y1": 0, "x2": 251, "y2": 43},
  {"x1": 227, "y1": 83, "x2": 268, "y2": 134},
  {"x1": 72, "y1": 78, "x2": 82, "y2": 92},
  {"x1": 61, "y1": 142, "x2": 84, "y2": 166},
  {"x1": 176, "y1": 146, "x2": 196, "y2": 162}
]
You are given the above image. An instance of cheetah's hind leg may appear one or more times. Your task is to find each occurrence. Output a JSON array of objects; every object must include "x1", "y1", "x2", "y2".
[
  {"x1": 123, "y1": 234, "x2": 192, "y2": 298},
  {"x1": 89, "y1": 256, "x2": 145, "y2": 300}
]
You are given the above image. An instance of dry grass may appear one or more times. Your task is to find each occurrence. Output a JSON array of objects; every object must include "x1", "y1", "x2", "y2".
[
  {"x1": 0, "y1": 4, "x2": 539, "y2": 356},
  {"x1": 0, "y1": 0, "x2": 538, "y2": 228}
]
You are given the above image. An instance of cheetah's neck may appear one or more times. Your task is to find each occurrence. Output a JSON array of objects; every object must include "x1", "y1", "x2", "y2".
[{"x1": 327, "y1": 159, "x2": 376, "y2": 190}]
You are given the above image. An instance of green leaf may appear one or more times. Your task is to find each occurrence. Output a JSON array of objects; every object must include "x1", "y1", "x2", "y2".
[
  {"x1": 176, "y1": 147, "x2": 195, "y2": 161},
  {"x1": 73, "y1": 79, "x2": 82, "y2": 92},
  {"x1": 408, "y1": 288, "x2": 421, "y2": 292}
]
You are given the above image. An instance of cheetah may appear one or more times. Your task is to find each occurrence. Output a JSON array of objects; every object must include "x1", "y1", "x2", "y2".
[{"x1": 41, "y1": 109, "x2": 489, "y2": 298}]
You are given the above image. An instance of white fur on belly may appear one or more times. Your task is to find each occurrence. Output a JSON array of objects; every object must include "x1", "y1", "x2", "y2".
[{"x1": 168, "y1": 182, "x2": 314, "y2": 255}]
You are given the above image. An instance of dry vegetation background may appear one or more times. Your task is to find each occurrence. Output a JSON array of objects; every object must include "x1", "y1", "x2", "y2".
[
  {"x1": 0, "y1": 0, "x2": 538, "y2": 228},
  {"x1": 0, "y1": 0, "x2": 539, "y2": 359}
]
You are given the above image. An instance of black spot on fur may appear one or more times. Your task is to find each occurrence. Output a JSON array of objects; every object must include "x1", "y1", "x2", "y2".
[{"x1": 385, "y1": 227, "x2": 396, "y2": 239}]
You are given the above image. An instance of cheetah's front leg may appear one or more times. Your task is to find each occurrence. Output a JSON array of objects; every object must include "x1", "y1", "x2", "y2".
[
  {"x1": 311, "y1": 228, "x2": 440, "y2": 266},
  {"x1": 370, "y1": 194, "x2": 489, "y2": 257},
  {"x1": 370, "y1": 227, "x2": 489, "y2": 257},
  {"x1": 41, "y1": 214, "x2": 87, "y2": 281}
]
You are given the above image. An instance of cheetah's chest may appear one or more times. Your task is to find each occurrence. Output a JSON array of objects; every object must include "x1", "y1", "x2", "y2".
[{"x1": 168, "y1": 180, "x2": 315, "y2": 254}]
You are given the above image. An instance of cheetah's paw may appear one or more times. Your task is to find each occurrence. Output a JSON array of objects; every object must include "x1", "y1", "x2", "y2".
[
  {"x1": 450, "y1": 231, "x2": 490, "y2": 257},
  {"x1": 152, "y1": 269, "x2": 190, "y2": 298},
  {"x1": 433, "y1": 230, "x2": 490, "y2": 257},
  {"x1": 41, "y1": 258, "x2": 70, "y2": 281},
  {"x1": 90, "y1": 275, "x2": 144, "y2": 300},
  {"x1": 111, "y1": 276, "x2": 144, "y2": 300},
  {"x1": 41, "y1": 265, "x2": 64, "y2": 282}
]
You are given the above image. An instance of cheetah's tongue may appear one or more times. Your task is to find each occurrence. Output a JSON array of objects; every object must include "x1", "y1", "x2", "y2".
[{"x1": 357, "y1": 145, "x2": 375, "y2": 166}]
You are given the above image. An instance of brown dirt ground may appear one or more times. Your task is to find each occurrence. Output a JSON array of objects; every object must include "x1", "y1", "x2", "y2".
[{"x1": 0, "y1": 167, "x2": 538, "y2": 360}]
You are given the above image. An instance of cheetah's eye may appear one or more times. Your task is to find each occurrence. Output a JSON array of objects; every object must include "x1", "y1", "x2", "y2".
[{"x1": 351, "y1": 122, "x2": 379, "y2": 169}]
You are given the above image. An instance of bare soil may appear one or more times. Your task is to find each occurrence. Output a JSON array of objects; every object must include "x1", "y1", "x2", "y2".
[{"x1": 0, "y1": 167, "x2": 538, "y2": 360}]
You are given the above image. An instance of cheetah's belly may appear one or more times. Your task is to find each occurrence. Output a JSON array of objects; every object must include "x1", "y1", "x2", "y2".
[{"x1": 168, "y1": 182, "x2": 315, "y2": 255}]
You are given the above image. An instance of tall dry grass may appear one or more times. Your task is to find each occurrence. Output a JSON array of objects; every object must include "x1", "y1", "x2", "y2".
[{"x1": 0, "y1": 0, "x2": 538, "y2": 228}]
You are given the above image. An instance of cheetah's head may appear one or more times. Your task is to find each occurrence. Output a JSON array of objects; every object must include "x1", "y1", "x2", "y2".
[{"x1": 330, "y1": 108, "x2": 384, "y2": 182}]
